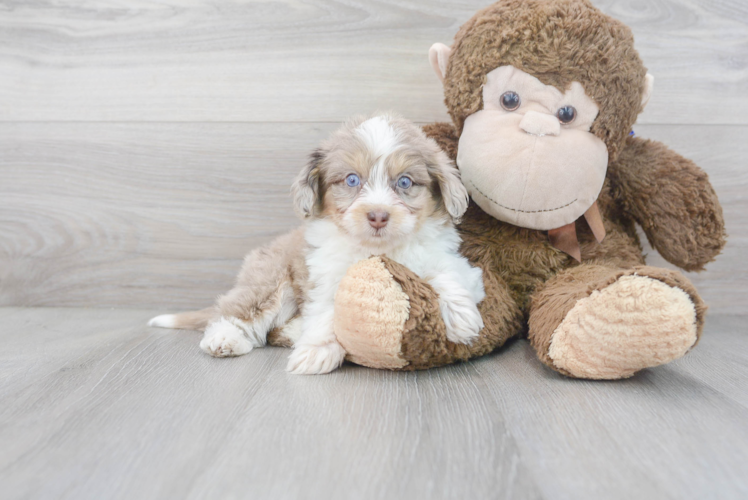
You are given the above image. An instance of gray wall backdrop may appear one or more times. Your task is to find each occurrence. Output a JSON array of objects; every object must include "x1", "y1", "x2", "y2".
[{"x1": 1, "y1": 0, "x2": 746, "y2": 313}]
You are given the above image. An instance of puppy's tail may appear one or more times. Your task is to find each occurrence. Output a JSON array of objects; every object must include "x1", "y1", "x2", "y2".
[{"x1": 148, "y1": 307, "x2": 217, "y2": 332}]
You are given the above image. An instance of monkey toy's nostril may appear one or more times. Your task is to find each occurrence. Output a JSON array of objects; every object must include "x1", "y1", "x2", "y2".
[{"x1": 367, "y1": 211, "x2": 390, "y2": 229}]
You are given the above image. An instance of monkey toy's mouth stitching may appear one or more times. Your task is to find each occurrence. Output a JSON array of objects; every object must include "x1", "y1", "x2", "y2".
[{"x1": 469, "y1": 180, "x2": 577, "y2": 213}]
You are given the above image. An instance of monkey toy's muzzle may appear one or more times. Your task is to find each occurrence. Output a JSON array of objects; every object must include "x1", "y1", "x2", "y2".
[{"x1": 457, "y1": 110, "x2": 608, "y2": 231}]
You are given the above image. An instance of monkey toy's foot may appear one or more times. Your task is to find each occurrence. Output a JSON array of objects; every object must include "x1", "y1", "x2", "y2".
[
  {"x1": 333, "y1": 257, "x2": 521, "y2": 371},
  {"x1": 530, "y1": 265, "x2": 706, "y2": 380}
]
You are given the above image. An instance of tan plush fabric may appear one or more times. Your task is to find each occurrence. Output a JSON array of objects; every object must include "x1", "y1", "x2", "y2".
[
  {"x1": 429, "y1": 43, "x2": 452, "y2": 83},
  {"x1": 583, "y1": 202, "x2": 606, "y2": 243},
  {"x1": 480, "y1": 67, "x2": 601, "y2": 132},
  {"x1": 334, "y1": 258, "x2": 411, "y2": 370},
  {"x1": 458, "y1": 106, "x2": 608, "y2": 230},
  {"x1": 528, "y1": 265, "x2": 707, "y2": 379},
  {"x1": 548, "y1": 275, "x2": 698, "y2": 379},
  {"x1": 455, "y1": 66, "x2": 608, "y2": 231}
]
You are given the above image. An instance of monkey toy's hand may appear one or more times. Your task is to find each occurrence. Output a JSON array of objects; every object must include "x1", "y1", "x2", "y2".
[
  {"x1": 608, "y1": 136, "x2": 726, "y2": 272},
  {"x1": 332, "y1": 256, "x2": 519, "y2": 371}
]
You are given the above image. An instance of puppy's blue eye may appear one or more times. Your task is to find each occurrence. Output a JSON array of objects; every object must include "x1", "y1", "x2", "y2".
[
  {"x1": 397, "y1": 176, "x2": 413, "y2": 189},
  {"x1": 345, "y1": 174, "x2": 360, "y2": 187}
]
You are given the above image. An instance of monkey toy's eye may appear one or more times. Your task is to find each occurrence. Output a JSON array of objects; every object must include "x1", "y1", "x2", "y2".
[
  {"x1": 500, "y1": 91, "x2": 521, "y2": 111},
  {"x1": 345, "y1": 173, "x2": 360, "y2": 187},
  {"x1": 396, "y1": 176, "x2": 413, "y2": 189},
  {"x1": 557, "y1": 106, "x2": 577, "y2": 124}
]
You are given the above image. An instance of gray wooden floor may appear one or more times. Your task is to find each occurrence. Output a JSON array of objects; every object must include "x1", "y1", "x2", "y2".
[{"x1": 0, "y1": 308, "x2": 746, "y2": 500}]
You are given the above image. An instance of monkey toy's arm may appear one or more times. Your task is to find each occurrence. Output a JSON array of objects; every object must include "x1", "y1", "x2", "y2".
[{"x1": 608, "y1": 136, "x2": 726, "y2": 272}]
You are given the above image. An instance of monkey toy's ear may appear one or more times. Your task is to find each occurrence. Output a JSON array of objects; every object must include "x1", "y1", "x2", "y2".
[
  {"x1": 641, "y1": 73, "x2": 655, "y2": 111},
  {"x1": 429, "y1": 43, "x2": 452, "y2": 83}
]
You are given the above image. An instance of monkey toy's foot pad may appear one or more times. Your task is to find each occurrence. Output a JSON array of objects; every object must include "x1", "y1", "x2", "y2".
[
  {"x1": 334, "y1": 257, "x2": 412, "y2": 370},
  {"x1": 548, "y1": 275, "x2": 698, "y2": 379}
]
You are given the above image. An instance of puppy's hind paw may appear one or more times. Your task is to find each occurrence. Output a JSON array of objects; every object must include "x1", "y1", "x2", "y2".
[
  {"x1": 286, "y1": 342, "x2": 346, "y2": 375},
  {"x1": 200, "y1": 318, "x2": 255, "y2": 358},
  {"x1": 441, "y1": 296, "x2": 484, "y2": 345}
]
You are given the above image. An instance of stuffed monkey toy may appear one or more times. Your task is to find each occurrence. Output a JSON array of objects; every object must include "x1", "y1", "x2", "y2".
[{"x1": 331, "y1": 0, "x2": 726, "y2": 379}]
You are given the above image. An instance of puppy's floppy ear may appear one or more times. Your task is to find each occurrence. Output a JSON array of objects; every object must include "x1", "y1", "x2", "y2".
[
  {"x1": 292, "y1": 148, "x2": 324, "y2": 219},
  {"x1": 429, "y1": 149, "x2": 469, "y2": 221}
]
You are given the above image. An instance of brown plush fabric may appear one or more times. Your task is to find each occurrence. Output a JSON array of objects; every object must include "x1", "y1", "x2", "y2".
[
  {"x1": 340, "y1": 0, "x2": 724, "y2": 379},
  {"x1": 380, "y1": 256, "x2": 522, "y2": 370},
  {"x1": 444, "y1": 0, "x2": 647, "y2": 162},
  {"x1": 422, "y1": 122, "x2": 460, "y2": 162},
  {"x1": 528, "y1": 265, "x2": 706, "y2": 377},
  {"x1": 608, "y1": 136, "x2": 727, "y2": 271},
  {"x1": 419, "y1": 119, "x2": 717, "y2": 379}
]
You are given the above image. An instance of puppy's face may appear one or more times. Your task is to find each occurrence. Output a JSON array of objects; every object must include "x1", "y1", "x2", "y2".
[{"x1": 292, "y1": 115, "x2": 468, "y2": 250}]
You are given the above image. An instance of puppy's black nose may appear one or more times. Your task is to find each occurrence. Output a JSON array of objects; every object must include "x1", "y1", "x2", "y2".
[{"x1": 367, "y1": 211, "x2": 389, "y2": 229}]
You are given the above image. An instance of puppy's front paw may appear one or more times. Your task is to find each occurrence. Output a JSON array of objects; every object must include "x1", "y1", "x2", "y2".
[
  {"x1": 286, "y1": 342, "x2": 346, "y2": 375},
  {"x1": 440, "y1": 295, "x2": 484, "y2": 345},
  {"x1": 200, "y1": 318, "x2": 254, "y2": 357}
]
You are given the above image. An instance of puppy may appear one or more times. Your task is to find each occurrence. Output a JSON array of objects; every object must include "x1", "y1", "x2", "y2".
[{"x1": 150, "y1": 114, "x2": 485, "y2": 375}]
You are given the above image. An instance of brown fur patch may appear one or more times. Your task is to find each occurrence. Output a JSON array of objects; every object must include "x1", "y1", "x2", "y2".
[
  {"x1": 163, "y1": 307, "x2": 218, "y2": 331},
  {"x1": 218, "y1": 227, "x2": 308, "y2": 331},
  {"x1": 267, "y1": 324, "x2": 296, "y2": 348},
  {"x1": 383, "y1": 148, "x2": 446, "y2": 220}
]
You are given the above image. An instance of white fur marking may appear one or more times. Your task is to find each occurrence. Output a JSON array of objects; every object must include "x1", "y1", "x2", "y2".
[
  {"x1": 431, "y1": 273, "x2": 484, "y2": 344},
  {"x1": 148, "y1": 314, "x2": 176, "y2": 328},
  {"x1": 287, "y1": 341, "x2": 347, "y2": 375},
  {"x1": 281, "y1": 317, "x2": 304, "y2": 344},
  {"x1": 228, "y1": 316, "x2": 268, "y2": 348},
  {"x1": 356, "y1": 117, "x2": 400, "y2": 205},
  {"x1": 200, "y1": 317, "x2": 256, "y2": 357},
  {"x1": 355, "y1": 116, "x2": 400, "y2": 158}
]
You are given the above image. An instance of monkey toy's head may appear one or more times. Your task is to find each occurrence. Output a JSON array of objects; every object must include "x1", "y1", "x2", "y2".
[{"x1": 429, "y1": 0, "x2": 653, "y2": 231}]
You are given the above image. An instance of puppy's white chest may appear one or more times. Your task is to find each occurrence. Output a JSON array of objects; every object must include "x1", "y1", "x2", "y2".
[{"x1": 304, "y1": 218, "x2": 459, "y2": 285}]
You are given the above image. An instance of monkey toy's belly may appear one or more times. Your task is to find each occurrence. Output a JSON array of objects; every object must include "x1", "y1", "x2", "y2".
[{"x1": 457, "y1": 202, "x2": 644, "y2": 313}]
